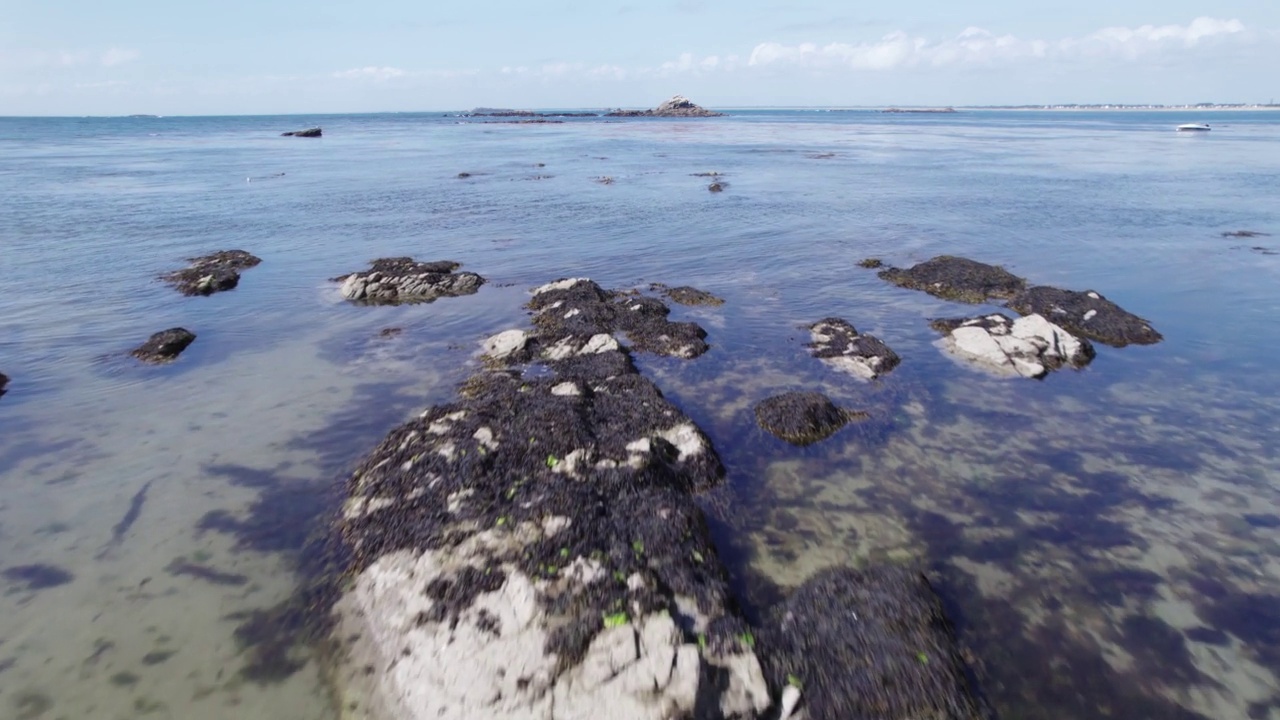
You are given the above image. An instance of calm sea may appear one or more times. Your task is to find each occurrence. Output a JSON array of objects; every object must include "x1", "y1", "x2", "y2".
[{"x1": 1, "y1": 109, "x2": 1279, "y2": 719}]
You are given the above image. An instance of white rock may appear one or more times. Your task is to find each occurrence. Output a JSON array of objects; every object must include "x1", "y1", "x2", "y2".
[
  {"x1": 551, "y1": 382, "x2": 580, "y2": 396},
  {"x1": 659, "y1": 424, "x2": 705, "y2": 461},
  {"x1": 950, "y1": 326, "x2": 1010, "y2": 368},
  {"x1": 579, "y1": 333, "x2": 620, "y2": 355},
  {"x1": 340, "y1": 275, "x2": 367, "y2": 300},
  {"x1": 482, "y1": 329, "x2": 529, "y2": 361},
  {"x1": 780, "y1": 684, "x2": 803, "y2": 720},
  {"x1": 532, "y1": 277, "x2": 588, "y2": 296}
]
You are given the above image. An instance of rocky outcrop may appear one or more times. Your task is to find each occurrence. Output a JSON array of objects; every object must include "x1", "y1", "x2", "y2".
[
  {"x1": 522, "y1": 278, "x2": 709, "y2": 359},
  {"x1": 650, "y1": 283, "x2": 725, "y2": 307},
  {"x1": 333, "y1": 258, "x2": 486, "y2": 305},
  {"x1": 857, "y1": 258, "x2": 883, "y2": 269},
  {"x1": 807, "y1": 318, "x2": 901, "y2": 380},
  {"x1": 931, "y1": 313, "x2": 1094, "y2": 379},
  {"x1": 708, "y1": 182, "x2": 726, "y2": 193},
  {"x1": 330, "y1": 279, "x2": 772, "y2": 720},
  {"x1": 161, "y1": 250, "x2": 262, "y2": 296},
  {"x1": 1006, "y1": 286, "x2": 1162, "y2": 348},
  {"x1": 754, "y1": 392, "x2": 864, "y2": 446},
  {"x1": 282, "y1": 127, "x2": 322, "y2": 137},
  {"x1": 760, "y1": 566, "x2": 990, "y2": 720},
  {"x1": 0, "y1": 372, "x2": 8, "y2": 398},
  {"x1": 606, "y1": 95, "x2": 724, "y2": 118},
  {"x1": 130, "y1": 328, "x2": 197, "y2": 364},
  {"x1": 883, "y1": 107, "x2": 958, "y2": 114},
  {"x1": 878, "y1": 256, "x2": 1026, "y2": 304}
]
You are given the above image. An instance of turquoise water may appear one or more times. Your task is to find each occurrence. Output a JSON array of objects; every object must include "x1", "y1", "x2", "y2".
[{"x1": 1, "y1": 109, "x2": 1279, "y2": 719}]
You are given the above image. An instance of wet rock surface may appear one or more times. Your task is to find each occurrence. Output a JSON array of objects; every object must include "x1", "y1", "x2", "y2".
[
  {"x1": 607, "y1": 95, "x2": 724, "y2": 118},
  {"x1": 333, "y1": 257, "x2": 486, "y2": 305},
  {"x1": 130, "y1": 328, "x2": 197, "y2": 364},
  {"x1": 754, "y1": 392, "x2": 863, "y2": 446},
  {"x1": 857, "y1": 258, "x2": 883, "y2": 269},
  {"x1": 161, "y1": 249, "x2": 262, "y2": 296},
  {"x1": 523, "y1": 278, "x2": 709, "y2": 359},
  {"x1": 760, "y1": 566, "x2": 989, "y2": 720},
  {"x1": 1006, "y1": 286, "x2": 1162, "y2": 348},
  {"x1": 807, "y1": 318, "x2": 901, "y2": 380},
  {"x1": 931, "y1": 313, "x2": 1094, "y2": 379},
  {"x1": 650, "y1": 283, "x2": 725, "y2": 307},
  {"x1": 281, "y1": 127, "x2": 322, "y2": 137},
  {"x1": 878, "y1": 256, "x2": 1026, "y2": 303},
  {"x1": 0, "y1": 372, "x2": 8, "y2": 398},
  {"x1": 331, "y1": 279, "x2": 773, "y2": 720}
]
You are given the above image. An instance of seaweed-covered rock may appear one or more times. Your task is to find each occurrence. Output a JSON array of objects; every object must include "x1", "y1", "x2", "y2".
[
  {"x1": 931, "y1": 313, "x2": 1093, "y2": 379},
  {"x1": 606, "y1": 95, "x2": 724, "y2": 118},
  {"x1": 857, "y1": 258, "x2": 883, "y2": 269},
  {"x1": 650, "y1": 283, "x2": 725, "y2": 307},
  {"x1": 754, "y1": 392, "x2": 863, "y2": 446},
  {"x1": 334, "y1": 257, "x2": 486, "y2": 305},
  {"x1": 1006, "y1": 286, "x2": 1162, "y2": 347},
  {"x1": 524, "y1": 278, "x2": 709, "y2": 359},
  {"x1": 130, "y1": 328, "x2": 197, "y2": 364},
  {"x1": 282, "y1": 127, "x2": 322, "y2": 137},
  {"x1": 161, "y1": 250, "x2": 261, "y2": 296},
  {"x1": 878, "y1": 256, "x2": 1026, "y2": 303},
  {"x1": 331, "y1": 283, "x2": 772, "y2": 720},
  {"x1": 807, "y1": 318, "x2": 900, "y2": 380},
  {"x1": 760, "y1": 566, "x2": 990, "y2": 720},
  {"x1": 0, "y1": 372, "x2": 8, "y2": 398}
]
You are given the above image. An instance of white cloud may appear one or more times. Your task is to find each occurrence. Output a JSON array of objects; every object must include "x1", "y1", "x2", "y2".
[
  {"x1": 100, "y1": 48, "x2": 140, "y2": 67},
  {"x1": 333, "y1": 66, "x2": 407, "y2": 81},
  {"x1": 748, "y1": 16, "x2": 1250, "y2": 70}
]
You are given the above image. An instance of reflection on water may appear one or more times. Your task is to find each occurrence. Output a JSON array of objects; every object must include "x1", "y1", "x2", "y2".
[{"x1": 1, "y1": 110, "x2": 1279, "y2": 719}]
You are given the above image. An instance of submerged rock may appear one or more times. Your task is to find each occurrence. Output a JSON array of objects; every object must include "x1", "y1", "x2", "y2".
[
  {"x1": 522, "y1": 278, "x2": 709, "y2": 359},
  {"x1": 807, "y1": 318, "x2": 901, "y2": 380},
  {"x1": 1006, "y1": 286, "x2": 1162, "y2": 347},
  {"x1": 857, "y1": 258, "x2": 883, "y2": 269},
  {"x1": 760, "y1": 566, "x2": 989, "y2": 720},
  {"x1": 708, "y1": 182, "x2": 726, "y2": 193},
  {"x1": 606, "y1": 95, "x2": 724, "y2": 118},
  {"x1": 931, "y1": 313, "x2": 1094, "y2": 379},
  {"x1": 0, "y1": 372, "x2": 7, "y2": 398},
  {"x1": 331, "y1": 281, "x2": 773, "y2": 720},
  {"x1": 754, "y1": 392, "x2": 863, "y2": 446},
  {"x1": 161, "y1": 249, "x2": 261, "y2": 296},
  {"x1": 650, "y1": 283, "x2": 725, "y2": 307},
  {"x1": 878, "y1": 256, "x2": 1026, "y2": 304},
  {"x1": 131, "y1": 328, "x2": 197, "y2": 364},
  {"x1": 1222, "y1": 230, "x2": 1270, "y2": 238},
  {"x1": 281, "y1": 127, "x2": 322, "y2": 137},
  {"x1": 333, "y1": 257, "x2": 485, "y2": 305}
]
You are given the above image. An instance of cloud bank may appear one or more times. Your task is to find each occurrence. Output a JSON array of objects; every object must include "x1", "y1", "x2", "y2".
[{"x1": 747, "y1": 17, "x2": 1249, "y2": 70}]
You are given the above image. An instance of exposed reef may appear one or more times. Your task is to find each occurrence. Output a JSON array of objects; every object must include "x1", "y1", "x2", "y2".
[
  {"x1": 754, "y1": 392, "x2": 864, "y2": 446},
  {"x1": 331, "y1": 278, "x2": 771, "y2": 719},
  {"x1": 807, "y1": 318, "x2": 901, "y2": 380},
  {"x1": 333, "y1": 257, "x2": 486, "y2": 305},
  {"x1": 931, "y1": 313, "x2": 1095, "y2": 379},
  {"x1": 282, "y1": 127, "x2": 322, "y2": 137},
  {"x1": 650, "y1": 283, "x2": 725, "y2": 307},
  {"x1": 759, "y1": 566, "x2": 990, "y2": 720},
  {"x1": 607, "y1": 95, "x2": 724, "y2": 118},
  {"x1": 878, "y1": 256, "x2": 1026, "y2": 304},
  {"x1": 161, "y1": 249, "x2": 262, "y2": 296},
  {"x1": 130, "y1": 328, "x2": 196, "y2": 364},
  {"x1": 1006, "y1": 286, "x2": 1163, "y2": 348},
  {"x1": 0, "y1": 371, "x2": 7, "y2": 398},
  {"x1": 523, "y1": 278, "x2": 709, "y2": 359}
]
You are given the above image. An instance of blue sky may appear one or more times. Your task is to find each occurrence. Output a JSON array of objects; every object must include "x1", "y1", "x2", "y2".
[{"x1": 2, "y1": 0, "x2": 1278, "y2": 115}]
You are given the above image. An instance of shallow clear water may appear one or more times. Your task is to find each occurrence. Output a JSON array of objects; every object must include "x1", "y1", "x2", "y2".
[{"x1": 1, "y1": 109, "x2": 1278, "y2": 719}]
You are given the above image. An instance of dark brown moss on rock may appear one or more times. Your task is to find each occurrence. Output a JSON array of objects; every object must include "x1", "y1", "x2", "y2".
[
  {"x1": 878, "y1": 255, "x2": 1026, "y2": 304},
  {"x1": 759, "y1": 566, "x2": 990, "y2": 720},
  {"x1": 1007, "y1": 286, "x2": 1162, "y2": 347},
  {"x1": 754, "y1": 391, "x2": 865, "y2": 446},
  {"x1": 161, "y1": 250, "x2": 261, "y2": 296},
  {"x1": 649, "y1": 283, "x2": 725, "y2": 307},
  {"x1": 807, "y1": 318, "x2": 901, "y2": 380},
  {"x1": 130, "y1": 328, "x2": 196, "y2": 364},
  {"x1": 334, "y1": 257, "x2": 484, "y2": 305},
  {"x1": 524, "y1": 278, "x2": 709, "y2": 359}
]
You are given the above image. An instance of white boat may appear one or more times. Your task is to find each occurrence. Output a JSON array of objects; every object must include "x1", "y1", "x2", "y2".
[{"x1": 1177, "y1": 123, "x2": 1211, "y2": 132}]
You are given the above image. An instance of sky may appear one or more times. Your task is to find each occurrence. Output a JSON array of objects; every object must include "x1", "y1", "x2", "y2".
[{"x1": 1, "y1": 0, "x2": 1278, "y2": 115}]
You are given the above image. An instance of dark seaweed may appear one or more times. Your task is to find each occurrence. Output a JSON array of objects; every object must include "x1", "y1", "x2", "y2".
[
  {"x1": 98, "y1": 481, "x2": 152, "y2": 558},
  {"x1": 3, "y1": 564, "x2": 74, "y2": 590}
]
